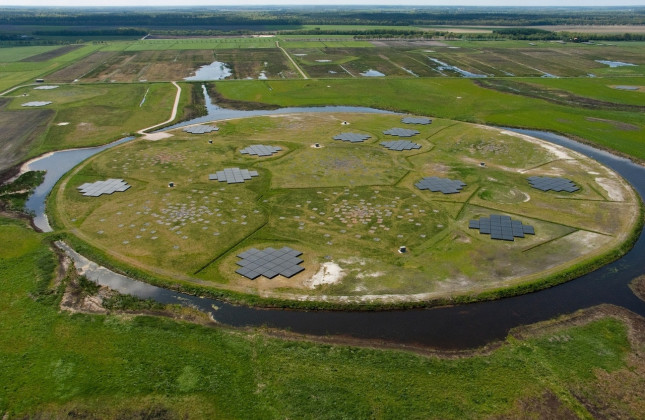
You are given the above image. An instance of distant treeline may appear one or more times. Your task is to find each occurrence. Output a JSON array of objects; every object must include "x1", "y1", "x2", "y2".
[
  {"x1": 0, "y1": 7, "x2": 644, "y2": 28},
  {"x1": 32, "y1": 28, "x2": 147, "y2": 37}
]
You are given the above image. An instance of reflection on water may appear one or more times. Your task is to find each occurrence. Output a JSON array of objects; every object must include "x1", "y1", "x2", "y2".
[
  {"x1": 184, "y1": 61, "x2": 232, "y2": 81},
  {"x1": 427, "y1": 57, "x2": 487, "y2": 78},
  {"x1": 360, "y1": 69, "x2": 385, "y2": 77},
  {"x1": 24, "y1": 137, "x2": 135, "y2": 232},
  {"x1": 595, "y1": 60, "x2": 637, "y2": 68},
  {"x1": 161, "y1": 84, "x2": 395, "y2": 131}
]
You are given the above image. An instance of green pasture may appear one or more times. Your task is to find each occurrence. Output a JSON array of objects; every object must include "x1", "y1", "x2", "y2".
[
  {"x1": 0, "y1": 45, "x2": 62, "y2": 62},
  {"x1": 53, "y1": 113, "x2": 638, "y2": 301},
  {"x1": 0, "y1": 216, "x2": 642, "y2": 418},
  {"x1": 0, "y1": 44, "x2": 103, "y2": 91},
  {"x1": 215, "y1": 78, "x2": 645, "y2": 161},
  {"x1": 3, "y1": 83, "x2": 178, "y2": 157}
]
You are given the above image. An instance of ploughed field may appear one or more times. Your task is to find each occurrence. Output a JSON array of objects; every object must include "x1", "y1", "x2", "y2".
[{"x1": 54, "y1": 113, "x2": 640, "y2": 303}]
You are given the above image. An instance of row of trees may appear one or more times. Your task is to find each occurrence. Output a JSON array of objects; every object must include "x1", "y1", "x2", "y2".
[{"x1": 0, "y1": 7, "x2": 643, "y2": 28}]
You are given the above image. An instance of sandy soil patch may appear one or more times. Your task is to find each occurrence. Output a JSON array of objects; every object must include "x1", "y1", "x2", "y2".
[
  {"x1": 499, "y1": 129, "x2": 575, "y2": 160},
  {"x1": 143, "y1": 132, "x2": 174, "y2": 141},
  {"x1": 56, "y1": 122, "x2": 70, "y2": 126},
  {"x1": 303, "y1": 262, "x2": 344, "y2": 289},
  {"x1": 356, "y1": 271, "x2": 385, "y2": 279},
  {"x1": 595, "y1": 177, "x2": 625, "y2": 201}
]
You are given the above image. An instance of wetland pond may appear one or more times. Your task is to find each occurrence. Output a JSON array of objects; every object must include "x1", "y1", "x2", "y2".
[
  {"x1": 184, "y1": 61, "x2": 232, "y2": 81},
  {"x1": 25, "y1": 91, "x2": 645, "y2": 350}
]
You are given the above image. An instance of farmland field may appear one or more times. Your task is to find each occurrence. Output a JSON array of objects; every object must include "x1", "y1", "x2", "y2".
[
  {"x1": 214, "y1": 77, "x2": 645, "y2": 161},
  {"x1": 1, "y1": 83, "x2": 178, "y2": 163},
  {"x1": 53, "y1": 113, "x2": 639, "y2": 303}
]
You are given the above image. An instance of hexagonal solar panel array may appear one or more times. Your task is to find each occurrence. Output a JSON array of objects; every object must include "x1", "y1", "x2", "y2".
[
  {"x1": 209, "y1": 167, "x2": 259, "y2": 184},
  {"x1": 383, "y1": 128, "x2": 420, "y2": 137},
  {"x1": 77, "y1": 179, "x2": 130, "y2": 197},
  {"x1": 183, "y1": 125, "x2": 219, "y2": 134},
  {"x1": 527, "y1": 176, "x2": 579, "y2": 192},
  {"x1": 415, "y1": 177, "x2": 465, "y2": 194},
  {"x1": 333, "y1": 132, "x2": 372, "y2": 143},
  {"x1": 380, "y1": 140, "x2": 422, "y2": 151},
  {"x1": 21, "y1": 101, "x2": 52, "y2": 107},
  {"x1": 235, "y1": 246, "x2": 305, "y2": 279},
  {"x1": 240, "y1": 145, "x2": 282, "y2": 157},
  {"x1": 468, "y1": 214, "x2": 535, "y2": 241},
  {"x1": 401, "y1": 117, "x2": 432, "y2": 125}
]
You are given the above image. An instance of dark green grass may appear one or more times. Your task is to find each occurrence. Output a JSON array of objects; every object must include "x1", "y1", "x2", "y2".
[{"x1": 0, "y1": 216, "x2": 640, "y2": 419}]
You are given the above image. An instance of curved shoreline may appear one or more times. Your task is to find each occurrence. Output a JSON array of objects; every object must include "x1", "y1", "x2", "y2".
[{"x1": 46, "y1": 121, "x2": 645, "y2": 349}]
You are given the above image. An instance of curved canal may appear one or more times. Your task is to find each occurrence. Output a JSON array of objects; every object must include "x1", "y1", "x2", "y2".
[{"x1": 25, "y1": 93, "x2": 645, "y2": 350}]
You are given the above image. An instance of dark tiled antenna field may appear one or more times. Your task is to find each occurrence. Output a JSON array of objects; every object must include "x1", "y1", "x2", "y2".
[
  {"x1": 78, "y1": 179, "x2": 130, "y2": 197},
  {"x1": 415, "y1": 177, "x2": 466, "y2": 194},
  {"x1": 236, "y1": 247, "x2": 305, "y2": 279},
  {"x1": 209, "y1": 168, "x2": 259, "y2": 184},
  {"x1": 383, "y1": 128, "x2": 420, "y2": 137},
  {"x1": 183, "y1": 125, "x2": 219, "y2": 134},
  {"x1": 469, "y1": 214, "x2": 535, "y2": 241},
  {"x1": 527, "y1": 176, "x2": 579, "y2": 192},
  {"x1": 401, "y1": 117, "x2": 432, "y2": 125},
  {"x1": 380, "y1": 140, "x2": 422, "y2": 151},
  {"x1": 333, "y1": 132, "x2": 372, "y2": 143},
  {"x1": 240, "y1": 145, "x2": 282, "y2": 157}
]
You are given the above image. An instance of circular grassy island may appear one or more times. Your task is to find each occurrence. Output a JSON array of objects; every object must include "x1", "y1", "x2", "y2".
[{"x1": 52, "y1": 113, "x2": 642, "y2": 308}]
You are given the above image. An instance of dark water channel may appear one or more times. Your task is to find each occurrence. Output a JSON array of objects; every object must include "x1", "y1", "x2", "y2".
[{"x1": 25, "y1": 90, "x2": 645, "y2": 349}]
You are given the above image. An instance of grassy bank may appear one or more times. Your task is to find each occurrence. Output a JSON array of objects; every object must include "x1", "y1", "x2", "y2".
[
  {"x1": 47, "y1": 114, "x2": 642, "y2": 310},
  {"x1": 1, "y1": 216, "x2": 644, "y2": 418}
]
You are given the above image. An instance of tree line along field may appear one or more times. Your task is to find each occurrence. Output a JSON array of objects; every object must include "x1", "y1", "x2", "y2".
[{"x1": 52, "y1": 113, "x2": 639, "y2": 303}]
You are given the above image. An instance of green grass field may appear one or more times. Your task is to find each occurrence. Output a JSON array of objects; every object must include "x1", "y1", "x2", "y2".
[
  {"x1": 215, "y1": 77, "x2": 645, "y2": 161},
  {"x1": 1, "y1": 216, "x2": 644, "y2": 418},
  {"x1": 52, "y1": 113, "x2": 639, "y2": 303}
]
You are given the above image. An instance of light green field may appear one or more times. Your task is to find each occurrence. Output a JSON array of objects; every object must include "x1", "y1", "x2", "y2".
[
  {"x1": 0, "y1": 44, "x2": 103, "y2": 92},
  {"x1": 53, "y1": 113, "x2": 639, "y2": 303}
]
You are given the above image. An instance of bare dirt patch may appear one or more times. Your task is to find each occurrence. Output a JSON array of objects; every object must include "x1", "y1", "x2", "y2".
[
  {"x1": 47, "y1": 51, "x2": 118, "y2": 82},
  {"x1": 303, "y1": 262, "x2": 345, "y2": 289},
  {"x1": 585, "y1": 117, "x2": 639, "y2": 131},
  {"x1": 595, "y1": 177, "x2": 626, "y2": 201},
  {"x1": 491, "y1": 389, "x2": 578, "y2": 420},
  {"x1": 0, "y1": 107, "x2": 54, "y2": 175}
]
